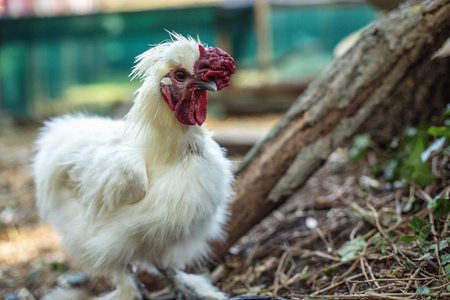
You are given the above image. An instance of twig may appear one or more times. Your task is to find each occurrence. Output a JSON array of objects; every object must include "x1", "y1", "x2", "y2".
[
  {"x1": 285, "y1": 266, "x2": 310, "y2": 286},
  {"x1": 404, "y1": 267, "x2": 421, "y2": 291},
  {"x1": 273, "y1": 250, "x2": 289, "y2": 297},
  {"x1": 429, "y1": 280, "x2": 450, "y2": 291},
  {"x1": 282, "y1": 248, "x2": 340, "y2": 262},
  {"x1": 350, "y1": 220, "x2": 364, "y2": 240},
  {"x1": 316, "y1": 227, "x2": 333, "y2": 253},
  {"x1": 415, "y1": 186, "x2": 434, "y2": 204},
  {"x1": 244, "y1": 237, "x2": 263, "y2": 267},
  {"x1": 309, "y1": 273, "x2": 364, "y2": 296},
  {"x1": 363, "y1": 257, "x2": 380, "y2": 288},
  {"x1": 337, "y1": 195, "x2": 375, "y2": 226},
  {"x1": 337, "y1": 258, "x2": 361, "y2": 281},
  {"x1": 384, "y1": 191, "x2": 403, "y2": 233},
  {"x1": 350, "y1": 277, "x2": 437, "y2": 283},
  {"x1": 360, "y1": 255, "x2": 370, "y2": 282},
  {"x1": 285, "y1": 257, "x2": 296, "y2": 282},
  {"x1": 290, "y1": 291, "x2": 450, "y2": 299},
  {"x1": 418, "y1": 186, "x2": 447, "y2": 276},
  {"x1": 323, "y1": 257, "x2": 357, "y2": 272},
  {"x1": 366, "y1": 199, "x2": 389, "y2": 241},
  {"x1": 359, "y1": 233, "x2": 379, "y2": 288},
  {"x1": 363, "y1": 283, "x2": 403, "y2": 293},
  {"x1": 441, "y1": 213, "x2": 450, "y2": 239},
  {"x1": 365, "y1": 292, "x2": 415, "y2": 299},
  {"x1": 402, "y1": 249, "x2": 440, "y2": 269},
  {"x1": 350, "y1": 280, "x2": 357, "y2": 295}
]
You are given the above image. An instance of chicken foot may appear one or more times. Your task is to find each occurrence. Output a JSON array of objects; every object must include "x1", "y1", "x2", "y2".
[
  {"x1": 157, "y1": 267, "x2": 225, "y2": 300},
  {"x1": 126, "y1": 266, "x2": 205, "y2": 300},
  {"x1": 122, "y1": 265, "x2": 223, "y2": 300},
  {"x1": 128, "y1": 265, "x2": 152, "y2": 300},
  {"x1": 157, "y1": 267, "x2": 204, "y2": 300},
  {"x1": 96, "y1": 269, "x2": 142, "y2": 300}
]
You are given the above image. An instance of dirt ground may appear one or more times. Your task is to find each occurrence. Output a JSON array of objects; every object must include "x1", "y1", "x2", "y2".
[
  {"x1": 0, "y1": 116, "x2": 279, "y2": 299},
  {"x1": 1, "y1": 116, "x2": 449, "y2": 300}
]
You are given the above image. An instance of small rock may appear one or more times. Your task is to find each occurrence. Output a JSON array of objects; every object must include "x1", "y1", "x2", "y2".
[
  {"x1": 305, "y1": 217, "x2": 318, "y2": 229},
  {"x1": 0, "y1": 207, "x2": 16, "y2": 225},
  {"x1": 4, "y1": 292, "x2": 19, "y2": 300},
  {"x1": 18, "y1": 288, "x2": 36, "y2": 300},
  {"x1": 4, "y1": 289, "x2": 35, "y2": 300},
  {"x1": 6, "y1": 279, "x2": 16, "y2": 287}
]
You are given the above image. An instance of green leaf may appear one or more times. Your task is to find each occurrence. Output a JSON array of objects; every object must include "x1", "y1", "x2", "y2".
[
  {"x1": 439, "y1": 239, "x2": 449, "y2": 251},
  {"x1": 443, "y1": 106, "x2": 450, "y2": 117},
  {"x1": 427, "y1": 197, "x2": 450, "y2": 219},
  {"x1": 374, "y1": 235, "x2": 388, "y2": 254},
  {"x1": 409, "y1": 215, "x2": 426, "y2": 232},
  {"x1": 391, "y1": 266, "x2": 405, "y2": 277},
  {"x1": 399, "y1": 235, "x2": 419, "y2": 244},
  {"x1": 337, "y1": 236, "x2": 367, "y2": 261},
  {"x1": 419, "y1": 223, "x2": 432, "y2": 243},
  {"x1": 441, "y1": 253, "x2": 450, "y2": 265},
  {"x1": 408, "y1": 216, "x2": 432, "y2": 243},
  {"x1": 413, "y1": 252, "x2": 433, "y2": 261},
  {"x1": 400, "y1": 136, "x2": 434, "y2": 187},
  {"x1": 428, "y1": 126, "x2": 450, "y2": 137},
  {"x1": 416, "y1": 286, "x2": 430, "y2": 295},
  {"x1": 445, "y1": 264, "x2": 450, "y2": 275},
  {"x1": 405, "y1": 260, "x2": 418, "y2": 270},
  {"x1": 349, "y1": 134, "x2": 373, "y2": 162},
  {"x1": 323, "y1": 264, "x2": 338, "y2": 276}
]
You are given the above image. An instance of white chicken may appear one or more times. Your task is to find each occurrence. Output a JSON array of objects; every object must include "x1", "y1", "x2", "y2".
[{"x1": 33, "y1": 33, "x2": 235, "y2": 300}]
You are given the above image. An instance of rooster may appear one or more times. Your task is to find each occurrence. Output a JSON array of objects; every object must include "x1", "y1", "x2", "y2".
[{"x1": 33, "y1": 33, "x2": 235, "y2": 300}]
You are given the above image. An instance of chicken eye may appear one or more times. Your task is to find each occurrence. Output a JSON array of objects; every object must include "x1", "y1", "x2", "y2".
[{"x1": 174, "y1": 70, "x2": 187, "y2": 82}]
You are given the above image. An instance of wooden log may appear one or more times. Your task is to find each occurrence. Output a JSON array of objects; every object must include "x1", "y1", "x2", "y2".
[{"x1": 211, "y1": 0, "x2": 450, "y2": 261}]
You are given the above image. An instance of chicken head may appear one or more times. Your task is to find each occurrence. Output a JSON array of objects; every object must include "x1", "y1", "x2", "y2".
[{"x1": 160, "y1": 45, "x2": 235, "y2": 126}]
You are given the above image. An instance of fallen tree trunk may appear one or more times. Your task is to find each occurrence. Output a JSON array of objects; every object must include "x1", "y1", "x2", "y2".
[{"x1": 212, "y1": 0, "x2": 450, "y2": 261}]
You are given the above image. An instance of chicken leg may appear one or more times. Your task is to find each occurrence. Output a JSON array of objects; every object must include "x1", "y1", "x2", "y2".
[
  {"x1": 95, "y1": 268, "x2": 142, "y2": 300},
  {"x1": 157, "y1": 267, "x2": 225, "y2": 300}
]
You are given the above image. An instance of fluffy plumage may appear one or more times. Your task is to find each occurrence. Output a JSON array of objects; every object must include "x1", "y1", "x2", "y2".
[{"x1": 34, "y1": 33, "x2": 235, "y2": 300}]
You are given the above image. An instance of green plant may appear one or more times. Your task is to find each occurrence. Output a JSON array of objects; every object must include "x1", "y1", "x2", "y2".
[{"x1": 351, "y1": 105, "x2": 450, "y2": 188}]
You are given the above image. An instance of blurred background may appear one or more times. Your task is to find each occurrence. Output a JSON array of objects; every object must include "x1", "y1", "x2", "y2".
[
  {"x1": 0, "y1": 0, "x2": 382, "y2": 122},
  {"x1": 1, "y1": 1, "x2": 403, "y2": 299}
]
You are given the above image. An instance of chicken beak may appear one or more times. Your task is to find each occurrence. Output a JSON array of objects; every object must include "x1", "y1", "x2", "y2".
[{"x1": 194, "y1": 80, "x2": 218, "y2": 93}]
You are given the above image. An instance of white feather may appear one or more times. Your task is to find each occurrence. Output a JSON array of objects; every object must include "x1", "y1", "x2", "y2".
[{"x1": 34, "y1": 34, "x2": 233, "y2": 300}]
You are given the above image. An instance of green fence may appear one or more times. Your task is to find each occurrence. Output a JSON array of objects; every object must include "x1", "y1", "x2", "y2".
[{"x1": 0, "y1": 3, "x2": 377, "y2": 119}]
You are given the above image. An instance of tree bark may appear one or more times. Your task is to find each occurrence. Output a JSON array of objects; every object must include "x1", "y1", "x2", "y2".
[{"x1": 212, "y1": 0, "x2": 450, "y2": 261}]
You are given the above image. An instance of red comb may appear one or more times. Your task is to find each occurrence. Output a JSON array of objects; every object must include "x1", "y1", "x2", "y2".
[{"x1": 194, "y1": 45, "x2": 235, "y2": 90}]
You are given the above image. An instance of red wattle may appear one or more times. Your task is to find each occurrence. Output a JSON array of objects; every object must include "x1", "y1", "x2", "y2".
[
  {"x1": 161, "y1": 86, "x2": 175, "y2": 111},
  {"x1": 195, "y1": 91, "x2": 207, "y2": 126},
  {"x1": 172, "y1": 87, "x2": 207, "y2": 126}
]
